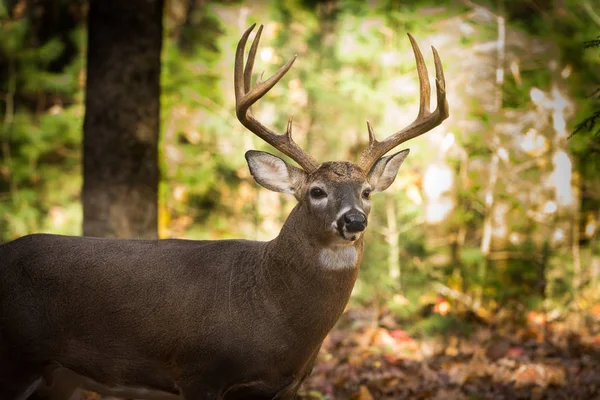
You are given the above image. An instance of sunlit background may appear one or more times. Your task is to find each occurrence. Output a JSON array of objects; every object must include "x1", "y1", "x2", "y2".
[{"x1": 1, "y1": 0, "x2": 600, "y2": 397}]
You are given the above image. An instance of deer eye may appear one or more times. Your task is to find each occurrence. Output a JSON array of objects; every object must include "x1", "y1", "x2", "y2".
[
  {"x1": 310, "y1": 187, "x2": 327, "y2": 199},
  {"x1": 362, "y1": 189, "x2": 371, "y2": 200}
]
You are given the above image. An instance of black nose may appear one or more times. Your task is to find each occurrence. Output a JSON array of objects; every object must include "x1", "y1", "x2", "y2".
[{"x1": 343, "y1": 210, "x2": 367, "y2": 232}]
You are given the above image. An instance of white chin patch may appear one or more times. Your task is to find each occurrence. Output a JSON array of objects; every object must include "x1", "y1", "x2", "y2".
[
  {"x1": 330, "y1": 222, "x2": 362, "y2": 242},
  {"x1": 341, "y1": 229, "x2": 362, "y2": 242},
  {"x1": 319, "y1": 247, "x2": 358, "y2": 270}
]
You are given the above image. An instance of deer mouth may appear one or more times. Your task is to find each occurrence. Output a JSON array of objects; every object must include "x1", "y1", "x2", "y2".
[
  {"x1": 333, "y1": 222, "x2": 362, "y2": 242},
  {"x1": 343, "y1": 232, "x2": 359, "y2": 241}
]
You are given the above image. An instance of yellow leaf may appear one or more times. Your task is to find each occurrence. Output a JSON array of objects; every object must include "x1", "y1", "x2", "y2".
[{"x1": 358, "y1": 385, "x2": 374, "y2": 400}]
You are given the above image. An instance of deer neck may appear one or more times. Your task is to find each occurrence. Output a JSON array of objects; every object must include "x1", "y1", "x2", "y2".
[{"x1": 263, "y1": 203, "x2": 362, "y2": 330}]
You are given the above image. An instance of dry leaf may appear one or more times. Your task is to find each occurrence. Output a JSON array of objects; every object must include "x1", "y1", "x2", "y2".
[{"x1": 357, "y1": 385, "x2": 374, "y2": 400}]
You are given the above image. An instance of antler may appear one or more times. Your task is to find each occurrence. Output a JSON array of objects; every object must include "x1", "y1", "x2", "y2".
[
  {"x1": 357, "y1": 33, "x2": 449, "y2": 173},
  {"x1": 235, "y1": 24, "x2": 320, "y2": 173}
]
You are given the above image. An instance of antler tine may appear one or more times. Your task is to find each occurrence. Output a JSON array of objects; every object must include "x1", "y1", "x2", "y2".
[
  {"x1": 244, "y1": 24, "x2": 262, "y2": 93},
  {"x1": 357, "y1": 34, "x2": 449, "y2": 173},
  {"x1": 432, "y1": 46, "x2": 448, "y2": 115},
  {"x1": 235, "y1": 24, "x2": 320, "y2": 173},
  {"x1": 408, "y1": 33, "x2": 431, "y2": 119}
]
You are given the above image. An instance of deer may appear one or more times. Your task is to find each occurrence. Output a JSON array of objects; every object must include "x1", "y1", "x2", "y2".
[{"x1": 0, "y1": 24, "x2": 448, "y2": 400}]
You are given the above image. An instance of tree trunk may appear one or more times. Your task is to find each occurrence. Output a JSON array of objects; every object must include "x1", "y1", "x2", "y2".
[
  {"x1": 82, "y1": 0, "x2": 163, "y2": 239},
  {"x1": 479, "y1": 6, "x2": 505, "y2": 301},
  {"x1": 385, "y1": 195, "x2": 401, "y2": 289}
]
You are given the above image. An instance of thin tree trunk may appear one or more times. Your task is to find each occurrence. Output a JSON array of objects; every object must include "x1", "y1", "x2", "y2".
[
  {"x1": 385, "y1": 195, "x2": 401, "y2": 290},
  {"x1": 481, "y1": 7, "x2": 506, "y2": 257},
  {"x1": 591, "y1": 215, "x2": 600, "y2": 285},
  {"x1": 571, "y1": 166, "x2": 582, "y2": 289},
  {"x1": 479, "y1": 5, "x2": 505, "y2": 296},
  {"x1": 82, "y1": 0, "x2": 163, "y2": 239}
]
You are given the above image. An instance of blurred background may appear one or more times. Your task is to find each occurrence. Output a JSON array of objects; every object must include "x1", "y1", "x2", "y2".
[{"x1": 1, "y1": 0, "x2": 600, "y2": 398}]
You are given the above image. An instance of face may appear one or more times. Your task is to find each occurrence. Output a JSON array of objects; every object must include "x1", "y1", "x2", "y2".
[
  {"x1": 245, "y1": 149, "x2": 410, "y2": 246},
  {"x1": 302, "y1": 162, "x2": 371, "y2": 244}
]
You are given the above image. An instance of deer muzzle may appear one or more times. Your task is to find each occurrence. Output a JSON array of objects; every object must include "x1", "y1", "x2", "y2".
[{"x1": 341, "y1": 210, "x2": 367, "y2": 233}]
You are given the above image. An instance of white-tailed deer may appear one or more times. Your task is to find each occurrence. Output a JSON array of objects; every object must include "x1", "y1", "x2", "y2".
[{"x1": 0, "y1": 24, "x2": 448, "y2": 400}]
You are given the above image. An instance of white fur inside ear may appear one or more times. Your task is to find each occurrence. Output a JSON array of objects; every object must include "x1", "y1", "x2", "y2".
[
  {"x1": 247, "y1": 152, "x2": 295, "y2": 194},
  {"x1": 378, "y1": 162, "x2": 401, "y2": 187},
  {"x1": 368, "y1": 149, "x2": 410, "y2": 192},
  {"x1": 258, "y1": 157, "x2": 290, "y2": 185}
]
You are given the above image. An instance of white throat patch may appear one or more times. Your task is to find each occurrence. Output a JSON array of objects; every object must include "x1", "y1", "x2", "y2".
[{"x1": 319, "y1": 246, "x2": 358, "y2": 270}]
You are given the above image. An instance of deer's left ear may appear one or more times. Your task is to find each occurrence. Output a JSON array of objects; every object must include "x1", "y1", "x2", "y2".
[
  {"x1": 245, "y1": 150, "x2": 307, "y2": 196},
  {"x1": 367, "y1": 149, "x2": 410, "y2": 193}
]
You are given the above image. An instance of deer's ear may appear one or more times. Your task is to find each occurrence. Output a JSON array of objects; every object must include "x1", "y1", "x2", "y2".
[
  {"x1": 245, "y1": 150, "x2": 307, "y2": 195},
  {"x1": 367, "y1": 149, "x2": 410, "y2": 193}
]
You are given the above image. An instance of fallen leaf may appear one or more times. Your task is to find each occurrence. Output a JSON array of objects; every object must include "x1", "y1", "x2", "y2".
[{"x1": 357, "y1": 385, "x2": 374, "y2": 400}]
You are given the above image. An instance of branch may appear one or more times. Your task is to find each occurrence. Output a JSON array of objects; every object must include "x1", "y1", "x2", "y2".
[
  {"x1": 583, "y1": 37, "x2": 600, "y2": 49},
  {"x1": 571, "y1": 110, "x2": 600, "y2": 138}
]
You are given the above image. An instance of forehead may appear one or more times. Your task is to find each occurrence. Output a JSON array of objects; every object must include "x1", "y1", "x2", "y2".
[{"x1": 309, "y1": 161, "x2": 365, "y2": 184}]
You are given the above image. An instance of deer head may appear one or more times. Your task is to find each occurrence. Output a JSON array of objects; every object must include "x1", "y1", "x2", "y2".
[{"x1": 236, "y1": 24, "x2": 449, "y2": 248}]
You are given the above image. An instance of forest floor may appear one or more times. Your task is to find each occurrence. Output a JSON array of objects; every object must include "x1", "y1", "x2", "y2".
[{"x1": 298, "y1": 305, "x2": 600, "y2": 400}]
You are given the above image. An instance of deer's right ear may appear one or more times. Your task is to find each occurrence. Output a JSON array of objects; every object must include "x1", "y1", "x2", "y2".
[
  {"x1": 367, "y1": 149, "x2": 410, "y2": 192},
  {"x1": 245, "y1": 150, "x2": 307, "y2": 196}
]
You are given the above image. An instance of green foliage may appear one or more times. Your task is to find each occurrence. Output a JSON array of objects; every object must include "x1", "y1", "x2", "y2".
[
  {"x1": 410, "y1": 313, "x2": 474, "y2": 338},
  {"x1": 573, "y1": 37, "x2": 600, "y2": 137},
  {"x1": 503, "y1": 69, "x2": 552, "y2": 110},
  {"x1": 0, "y1": 5, "x2": 84, "y2": 241}
]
